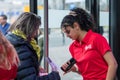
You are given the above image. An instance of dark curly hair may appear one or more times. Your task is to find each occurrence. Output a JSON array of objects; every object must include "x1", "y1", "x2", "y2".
[{"x1": 61, "y1": 7, "x2": 96, "y2": 32}]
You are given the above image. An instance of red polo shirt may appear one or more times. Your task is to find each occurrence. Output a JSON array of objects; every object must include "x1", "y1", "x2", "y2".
[{"x1": 69, "y1": 30, "x2": 111, "y2": 80}]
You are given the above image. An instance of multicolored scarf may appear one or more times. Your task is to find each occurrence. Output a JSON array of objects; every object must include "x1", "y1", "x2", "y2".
[{"x1": 12, "y1": 29, "x2": 41, "y2": 61}]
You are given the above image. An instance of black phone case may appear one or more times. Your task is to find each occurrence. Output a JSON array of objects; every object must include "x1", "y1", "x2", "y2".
[{"x1": 61, "y1": 58, "x2": 76, "y2": 72}]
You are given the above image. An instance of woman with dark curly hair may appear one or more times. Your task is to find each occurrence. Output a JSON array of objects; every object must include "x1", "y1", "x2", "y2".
[{"x1": 61, "y1": 7, "x2": 117, "y2": 80}]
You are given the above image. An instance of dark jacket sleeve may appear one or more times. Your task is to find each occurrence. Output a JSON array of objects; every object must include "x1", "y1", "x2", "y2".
[
  {"x1": 16, "y1": 45, "x2": 61, "y2": 80},
  {"x1": 37, "y1": 71, "x2": 60, "y2": 80},
  {"x1": 20, "y1": 71, "x2": 60, "y2": 80}
]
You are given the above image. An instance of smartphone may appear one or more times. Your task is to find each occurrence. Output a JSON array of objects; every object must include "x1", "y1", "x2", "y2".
[{"x1": 61, "y1": 58, "x2": 76, "y2": 72}]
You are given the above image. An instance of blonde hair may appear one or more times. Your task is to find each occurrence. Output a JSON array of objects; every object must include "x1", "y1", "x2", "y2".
[
  {"x1": 0, "y1": 31, "x2": 20, "y2": 70},
  {"x1": 9, "y1": 12, "x2": 41, "y2": 41}
]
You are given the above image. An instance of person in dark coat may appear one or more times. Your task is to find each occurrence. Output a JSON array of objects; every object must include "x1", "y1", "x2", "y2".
[{"x1": 6, "y1": 12, "x2": 61, "y2": 80}]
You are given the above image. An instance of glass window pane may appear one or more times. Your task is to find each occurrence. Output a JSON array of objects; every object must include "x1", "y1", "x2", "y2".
[{"x1": 38, "y1": 0, "x2": 85, "y2": 80}]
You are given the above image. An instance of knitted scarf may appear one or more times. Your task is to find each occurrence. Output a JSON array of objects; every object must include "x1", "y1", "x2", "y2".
[{"x1": 12, "y1": 29, "x2": 41, "y2": 60}]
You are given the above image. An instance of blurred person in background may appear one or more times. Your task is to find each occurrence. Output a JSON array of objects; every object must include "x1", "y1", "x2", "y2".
[
  {"x1": 0, "y1": 31, "x2": 20, "y2": 80},
  {"x1": 61, "y1": 7, "x2": 117, "y2": 80},
  {"x1": 38, "y1": 29, "x2": 44, "y2": 66},
  {"x1": 6, "y1": 12, "x2": 60, "y2": 80},
  {"x1": 0, "y1": 14, "x2": 10, "y2": 35}
]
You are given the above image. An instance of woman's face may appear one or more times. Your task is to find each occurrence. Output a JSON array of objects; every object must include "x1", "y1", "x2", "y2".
[
  {"x1": 62, "y1": 25, "x2": 80, "y2": 40},
  {"x1": 32, "y1": 27, "x2": 40, "y2": 38}
]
